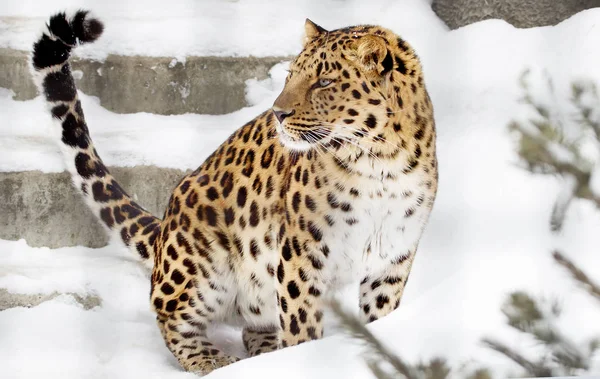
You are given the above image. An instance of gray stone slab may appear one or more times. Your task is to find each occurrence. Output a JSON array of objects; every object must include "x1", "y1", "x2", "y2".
[
  {"x1": 432, "y1": 0, "x2": 600, "y2": 29},
  {"x1": 0, "y1": 167, "x2": 190, "y2": 248},
  {"x1": 0, "y1": 48, "x2": 287, "y2": 115},
  {"x1": 0, "y1": 289, "x2": 101, "y2": 311}
]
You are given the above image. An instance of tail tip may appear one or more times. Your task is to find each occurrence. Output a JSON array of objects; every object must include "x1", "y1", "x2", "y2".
[
  {"x1": 47, "y1": 10, "x2": 104, "y2": 46},
  {"x1": 73, "y1": 10, "x2": 104, "y2": 43}
]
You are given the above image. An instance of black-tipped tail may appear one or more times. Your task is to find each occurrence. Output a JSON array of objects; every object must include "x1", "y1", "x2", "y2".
[
  {"x1": 32, "y1": 11, "x2": 103, "y2": 71},
  {"x1": 30, "y1": 11, "x2": 160, "y2": 267}
]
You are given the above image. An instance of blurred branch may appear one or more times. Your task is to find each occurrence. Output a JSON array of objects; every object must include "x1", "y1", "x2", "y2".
[
  {"x1": 489, "y1": 73, "x2": 600, "y2": 378},
  {"x1": 510, "y1": 72, "x2": 600, "y2": 230},
  {"x1": 329, "y1": 299, "x2": 419, "y2": 379},
  {"x1": 366, "y1": 359, "x2": 397, "y2": 379},
  {"x1": 481, "y1": 337, "x2": 553, "y2": 377},
  {"x1": 415, "y1": 358, "x2": 451, "y2": 379},
  {"x1": 484, "y1": 289, "x2": 595, "y2": 376},
  {"x1": 553, "y1": 250, "x2": 600, "y2": 303},
  {"x1": 571, "y1": 81, "x2": 600, "y2": 140},
  {"x1": 330, "y1": 298, "x2": 454, "y2": 379},
  {"x1": 465, "y1": 368, "x2": 493, "y2": 379}
]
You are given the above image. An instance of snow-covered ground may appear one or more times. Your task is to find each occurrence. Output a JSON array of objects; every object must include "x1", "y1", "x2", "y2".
[{"x1": 1, "y1": 0, "x2": 600, "y2": 378}]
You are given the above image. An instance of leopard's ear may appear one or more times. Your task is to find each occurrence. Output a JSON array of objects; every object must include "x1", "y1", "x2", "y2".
[
  {"x1": 350, "y1": 35, "x2": 390, "y2": 75},
  {"x1": 304, "y1": 19, "x2": 327, "y2": 45}
]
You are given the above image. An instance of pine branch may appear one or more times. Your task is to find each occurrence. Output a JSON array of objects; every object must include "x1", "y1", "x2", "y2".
[
  {"x1": 415, "y1": 358, "x2": 451, "y2": 379},
  {"x1": 504, "y1": 74, "x2": 600, "y2": 377},
  {"x1": 502, "y1": 291, "x2": 589, "y2": 372},
  {"x1": 329, "y1": 299, "x2": 419, "y2": 379},
  {"x1": 571, "y1": 82, "x2": 600, "y2": 140},
  {"x1": 553, "y1": 251, "x2": 600, "y2": 303},
  {"x1": 481, "y1": 338, "x2": 553, "y2": 377},
  {"x1": 511, "y1": 121, "x2": 600, "y2": 206},
  {"x1": 465, "y1": 368, "x2": 493, "y2": 379},
  {"x1": 509, "y1": 74, "x2": 600, "y2": 230},
  {"x1": 367, "y1": 359, "x2": 398, "y2": 379},
  {"x1": 589, "y1": 338, "x2": 600, "y2": 355}
]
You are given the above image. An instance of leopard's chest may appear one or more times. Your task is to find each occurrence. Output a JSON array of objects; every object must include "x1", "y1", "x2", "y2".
[{"x1": 319, "y1": 173, "x2": 431, "y2": 287}]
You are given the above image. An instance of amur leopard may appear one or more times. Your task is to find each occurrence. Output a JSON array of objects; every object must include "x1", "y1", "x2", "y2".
[{"x1": 30, "y1": 11, "x2": 438, "y2": 375}]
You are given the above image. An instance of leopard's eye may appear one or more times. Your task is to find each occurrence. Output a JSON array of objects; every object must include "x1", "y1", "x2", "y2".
[{"x1": 318, "y1": 78, "x2": 333, "y2": 87}]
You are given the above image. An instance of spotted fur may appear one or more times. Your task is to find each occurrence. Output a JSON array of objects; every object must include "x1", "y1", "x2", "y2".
[{"x1": 31, "y1": 13, "x2": 437, "y2": 376}]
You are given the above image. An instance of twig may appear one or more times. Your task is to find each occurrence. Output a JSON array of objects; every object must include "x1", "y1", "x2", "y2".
[
  {"x1": 553, "y1": 251, "x2": 600, "y2": 303},
  {"x1": 482, "y1": 338, "x2": 553, "y2": 377},
  {"x1": 366, "y1": 359, "x2": 398, "y2": 379},
  {"x1": 511, "y1": 121, "x2": 600, "y2": 218},
  {"x1": 329, "y1": 299, "x2": 418, "y2": 379}
]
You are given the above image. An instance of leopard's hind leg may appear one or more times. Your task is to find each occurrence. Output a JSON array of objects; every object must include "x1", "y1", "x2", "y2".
[{"x1": 152, "y1": 230, "x2": 239, "y2": 375}]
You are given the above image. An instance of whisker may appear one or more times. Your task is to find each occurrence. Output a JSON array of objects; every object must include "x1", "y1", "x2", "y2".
[
  {"x1": 327, "y1": 133, "x2": 385, "y2": 167},
  {"x1": 318, "y1": 122, "x2": 405, "y2": 152},
  {"x1": 312, "y1": 125, "x2": 391, "y2": 165},
  {"x1": 273, "y1": 122, "x2": 398, "y2": 169}
]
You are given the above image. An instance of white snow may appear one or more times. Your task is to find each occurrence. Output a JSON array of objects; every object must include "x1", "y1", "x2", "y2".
[
  {"x1": 0, "y1": 0, "x2": 446, "y2": 61},
  {"x1": 1, "y1": 1, "x2": 600, "y2": 378}
]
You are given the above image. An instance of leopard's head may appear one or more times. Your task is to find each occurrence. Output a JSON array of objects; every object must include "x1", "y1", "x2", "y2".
[{"x1": 272, "y1": 20, "x2": 426, "y2": 158}]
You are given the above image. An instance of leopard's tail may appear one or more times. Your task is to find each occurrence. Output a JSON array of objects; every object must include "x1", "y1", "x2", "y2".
[{"x1": 30, "y1": 11, "x2": 160, "y2": 267}]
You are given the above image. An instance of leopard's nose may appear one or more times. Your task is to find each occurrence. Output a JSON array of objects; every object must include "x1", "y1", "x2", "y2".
[{"x1": 272, "y1": 108, "x2": 295, "y2": 124}]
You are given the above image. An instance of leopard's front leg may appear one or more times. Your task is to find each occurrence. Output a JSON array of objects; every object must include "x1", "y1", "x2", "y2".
[
  {"x1": 242, "y1": 325, "x2": 279, "y2": 357},
  {"x1": 359, "y1": 250, "x2": 416, "y2": 323},
  {"x1": 275, "y1": 236, "x2": 327, "y2": 347}
]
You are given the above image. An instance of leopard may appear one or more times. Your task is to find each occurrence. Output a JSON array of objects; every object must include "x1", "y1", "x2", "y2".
[{"x1": 30, "y1": 10, "x2": 438, "y2": 375}]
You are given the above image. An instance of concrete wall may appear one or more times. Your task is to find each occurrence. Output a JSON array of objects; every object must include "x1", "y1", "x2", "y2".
[
  {"x1": 0, "y1": 48, "x2": 290, "y2": 251},
  {"x1": 0, "y1": 167, "x2": 189, "y2": 248},
  {"x1": 432, "y1": 0, "x2": 600, "y2": 29},
  {"x1": 0, "y1": 289, "x2": 101, "y2": 311},
  {"x1": 0, "y1": 48, "x2": 286, "y2": 115}
]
